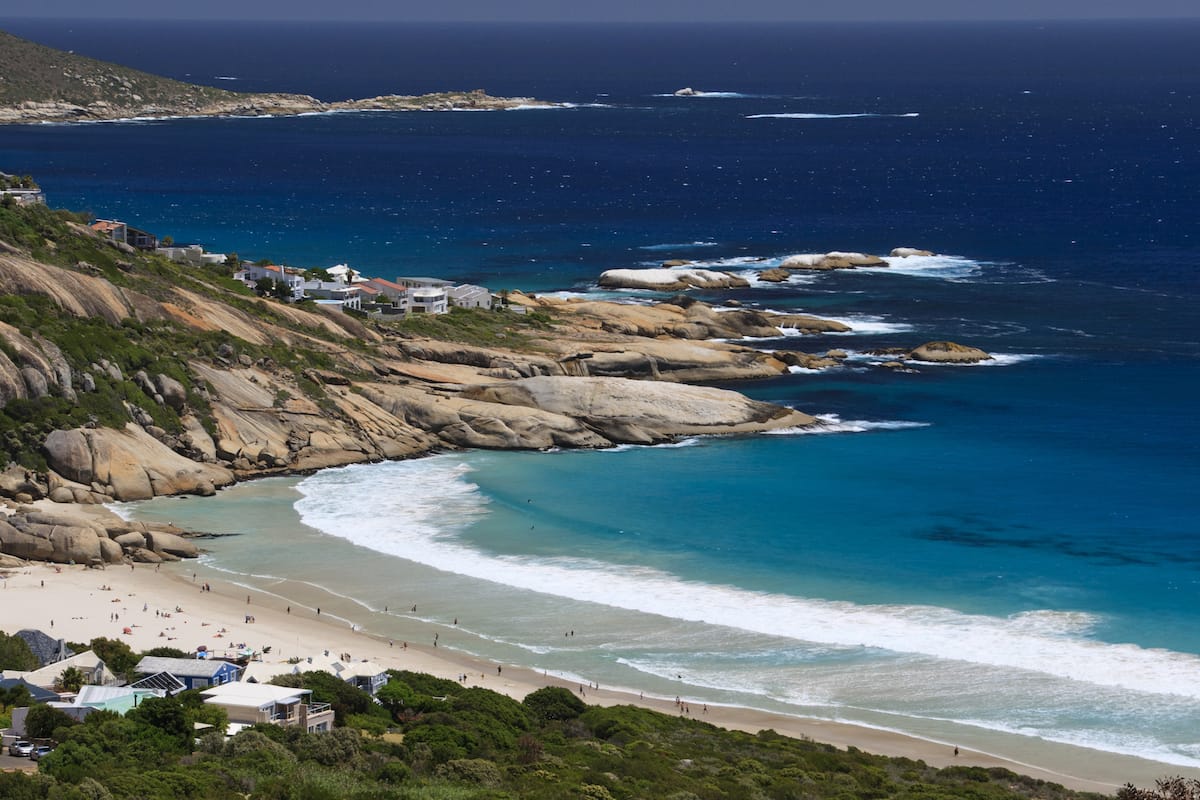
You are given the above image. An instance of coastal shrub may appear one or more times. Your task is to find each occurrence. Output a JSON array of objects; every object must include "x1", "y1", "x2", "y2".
[
  {"x1": 347, "y1": 712, "x2": 389, "y2": 737},
  {"x1": 523, "y1": 686, "x2": 587, "y2": 723},
  {"x1": 375, "y1": 760, "x2": 412, "y2": 785},
  {"x1": 24, "y1": 703, "x2": 80, "y2": 740},
  {"x1": 0, "y1": 631, "x2": 39, "y2": 671},
  {"x1": 434, "y1": 758, "x2": 503, "y2": 787},
  {"x1": 451, "y1": 687, "x2": 532, "y2": 733},
  {"x1": 125, "y1": 695, "x2": 191, "y2": 752},
  {"x1": 87, "y1": 637, "x2": 139, "y2": 680},
  {"x1": 141, "y1": 646, "x2": 190, "y2": 659},
  {"x1": 387, "y1": 670, "x2": 464, "y2": 698},
  {"x1": 402, "y1": 722, "x2": 478, "y2": 765},
  {"x1": 294, "y1": 727, "x2": 364, "y2": 767}
]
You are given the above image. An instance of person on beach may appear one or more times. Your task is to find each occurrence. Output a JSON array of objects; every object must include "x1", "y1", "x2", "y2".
[{"x1": 954, "y1": 746, "x2": 960, "y2": 757}]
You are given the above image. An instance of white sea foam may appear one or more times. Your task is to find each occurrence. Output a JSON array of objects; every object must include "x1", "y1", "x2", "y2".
[
  {"x1": 907, "y1": 352, "x2": 1042, "y2": 367},
  {"x1": 503, "y1": 102, "x2": 604, "y2": 111},
  {"x1": 655, "y1": 91, "x2": 756, "y2": 98},
  {"x1": 747, "y1": 112, "x2": 919, "y2": 120},
  {"x1": 638, "y1": 241, "x2": 721, "y2": 251},
  {"x1": 764, "y1": 414, "x2": 930, "y2": 434},
  {"x1": 294, "y1": 458, "x2": 1200, "y2": 701},
  {"x1": 775, "y1": 314, "x2": 913, "y2": 335},
  {"x1": 103, "y1": 501, "x2": 138, "y2": 521},
  {"x1": 869, "y1": 254, "x2": 985, "y2": 280},
  {"x1": 841, "y1": 350, "x2": 1042, "y2": 367}
]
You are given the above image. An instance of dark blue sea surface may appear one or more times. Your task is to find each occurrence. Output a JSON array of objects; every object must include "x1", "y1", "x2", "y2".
[{"x1": 4, "y1": 18, "x2": 1199, "y2": 769}]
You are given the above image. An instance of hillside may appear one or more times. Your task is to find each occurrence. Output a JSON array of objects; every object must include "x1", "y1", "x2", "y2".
[{"x1": 0, "y1": 28, "x2": 248, "y2": 108}]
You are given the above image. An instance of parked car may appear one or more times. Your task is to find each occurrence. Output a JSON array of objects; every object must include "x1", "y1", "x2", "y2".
[
  {"x1": 8, "y1": 740, "x2": 34, "y2": 757},
  {"x1": 30, "y1": 745, "x2": 54, "y2": 761}
]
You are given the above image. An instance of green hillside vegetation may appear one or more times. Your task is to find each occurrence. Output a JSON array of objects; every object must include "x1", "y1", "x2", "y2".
[
  {"x1": 0, "y1": 639, "x2": 1121, "y2": 800},
  {"x1": 0, "y1": 29, "x2": 238, "y2": 108}
]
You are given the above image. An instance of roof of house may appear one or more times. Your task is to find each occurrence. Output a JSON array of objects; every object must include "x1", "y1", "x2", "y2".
[
  {"x1": 130, "y1": 671, "x2": 188, "y2": 694},
  {"x1": 201, "y1": 681, "x2": 311, "y2": 707},
  {"x1": 363, "y1": 277, "x2": 407, "y2": 293},
  {"x1": 337, "y1": 660, "x2": 388, "y2": 680},
  {"x1": 395, "y1": 276, "x2": 453, "y2": 287},
  {"x1": 14, "y1": 650, "x2": 110, "y2": 687},
  {"x1": 15, "y1": 629, "x2": 74, "y2": 667},
  {"x1": 90, "y1": 219, "x2": 124, "y2": 233},
  {"x1": 0, "y1": 677, "x2": 60, "y2": 703},
  {"x1": 135, "y1": 656, "x2": 241, "y2": 679},
  {"x1": 73, "y1": 685, "x2": 162, "y2": 712}
]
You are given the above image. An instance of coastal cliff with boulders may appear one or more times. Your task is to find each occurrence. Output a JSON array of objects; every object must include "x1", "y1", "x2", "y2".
[{"x1": 0, "y1": 197, "x2": 991, "y2": 540}]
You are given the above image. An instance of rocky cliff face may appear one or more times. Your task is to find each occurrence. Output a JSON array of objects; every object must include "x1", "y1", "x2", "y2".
[{"x1": 0, "y1": 233, "x2": 827, "y2": 513}]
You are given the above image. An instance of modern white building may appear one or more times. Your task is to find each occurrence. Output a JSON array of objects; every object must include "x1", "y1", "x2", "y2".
[
  {"x1": 407, "y1": 286, "x2": 448, "y2": 314},
  {"x1": 302, "y1": 280, "x2": 363, "y2": 311},
  {"x1": 201, "y1": 682, "x2": 335, "y2": 733},
  {"x1": 447, "y1": 284, "x2": 492, "y2": 310},
  {"x1": 235, "y1": 264, "x2": 306, "y2": 301},
  {"x1": 157, "y1": 244, "x2": 228, "y2": 267}
]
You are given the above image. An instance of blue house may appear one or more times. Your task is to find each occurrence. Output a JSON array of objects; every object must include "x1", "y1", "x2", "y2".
[{"x1": 133, "y1": 656, "x2": 241, "y2": 691}]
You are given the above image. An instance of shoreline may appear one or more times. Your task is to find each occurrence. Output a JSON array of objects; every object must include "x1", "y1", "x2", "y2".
[{"x1": 1, "y1": 553, "x2": 1183, "y2": 795}]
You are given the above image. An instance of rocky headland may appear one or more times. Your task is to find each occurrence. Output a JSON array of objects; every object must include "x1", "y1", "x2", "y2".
[{"x1": 0, "y1": 29, "x2": 558, "y2": 125}]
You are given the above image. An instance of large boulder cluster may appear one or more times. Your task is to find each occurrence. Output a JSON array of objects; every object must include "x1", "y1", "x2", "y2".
[{"x1": 0, "y1": 508, "x2": 199, "y2": 568}]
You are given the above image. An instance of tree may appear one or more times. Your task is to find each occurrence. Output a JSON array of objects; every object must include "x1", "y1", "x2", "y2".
[
  {"x1": 142, "y1": 646, "x2": 189, "y2": 659},
  {"x1": 1119, "y1": 778, "x2": 1200, "y2": 800},
  {"x1": 57, "y1": 666, "x2": 86, "y2": 693},
  {"x1": 86, "y1": 638, "x2": 138, "y2": 678},
  {"x1": 0, "y1": 632, "x2": 38, "y2": 671},
  {"x1": 24, "y1": 703, "x2": 79, "y2": 740},
  {"x1": 160, "y1": 235, "x2": 173, "y2": 247},
  {"x1": 125, "y1": 695, "x2": 190, "y2": 752},
  {"x1": 523, "y1": 686, "x2": 587, "y2": 723}
]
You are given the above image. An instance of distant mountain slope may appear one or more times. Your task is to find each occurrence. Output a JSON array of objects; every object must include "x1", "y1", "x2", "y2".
[
  {"x1": 0, "y1": 28, "x2": 550, "y2": 123},
  {"x1": 0, "y1": 28, "x2": 238, "y2": 107}
]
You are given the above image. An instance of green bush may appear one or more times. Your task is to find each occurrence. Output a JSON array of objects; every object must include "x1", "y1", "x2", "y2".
[{"x1": 523, "y1": 686, "x2": 587, "y2": 723}]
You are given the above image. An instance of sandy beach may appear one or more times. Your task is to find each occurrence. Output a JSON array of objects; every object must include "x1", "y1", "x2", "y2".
[{"x1": 1, "y1": 553, "x2": 1177, "y2": 795}]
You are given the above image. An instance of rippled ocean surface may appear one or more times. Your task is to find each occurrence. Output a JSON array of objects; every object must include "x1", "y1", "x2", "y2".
[{"x1": 6, "y1": 18, "x2": 1198, "y2": 772}]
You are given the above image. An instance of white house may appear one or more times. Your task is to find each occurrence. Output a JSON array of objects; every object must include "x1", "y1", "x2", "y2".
[
  {"x1": 447, "y1": 284, "x2": 492, "y2": 310},
  {"x1": 157, "y1": 244, "x2": 227, "y2": 267},
  {"x1": 2, "y1": 650, "x2": 117, "y2": 689},
  {"x1": 408, "y1": 286, "x2": 448, "y2": 314},
  {"x1": 235, "y1": 264, "x2": 305, "y2": 301},
  {"x1": 201, "y1": 682, "x2": 335, "y2": 733},
  {"x1": 302, "y1": 280, "x2": 363, "y2": 311}
]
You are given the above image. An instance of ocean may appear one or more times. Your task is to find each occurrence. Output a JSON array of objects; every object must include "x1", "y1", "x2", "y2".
[{"x1": 2, "y1": 17, "x2": 1199, "y2": 778}]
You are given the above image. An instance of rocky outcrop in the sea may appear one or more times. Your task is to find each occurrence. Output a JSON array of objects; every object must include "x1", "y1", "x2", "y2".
[
  {"x1": 908, "y1": 341, "x2": 993, "y2": 363},
  {"x1": 780, "y1": 252, "x2": 887, "y2": 270},
  {"x1": 597, "y1": 268, "x2": 750, "y2": 291},
  {"x1": 864, "y1": 341, "x2": 993, "y2": 366},
  {"x1": 460, "y1": 375, "x2": 815, "y2": 445},
  {"x1": 890, "y1": 247, "x2": 935, "y2": 257},
  {"x1": 0, "y1": 505, "x2": 200, "y2": 565}
]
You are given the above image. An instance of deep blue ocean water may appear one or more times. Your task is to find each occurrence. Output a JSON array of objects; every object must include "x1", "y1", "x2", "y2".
[{"x1": 3, "y1": 18, "x2": 1199, "y2": 773}]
